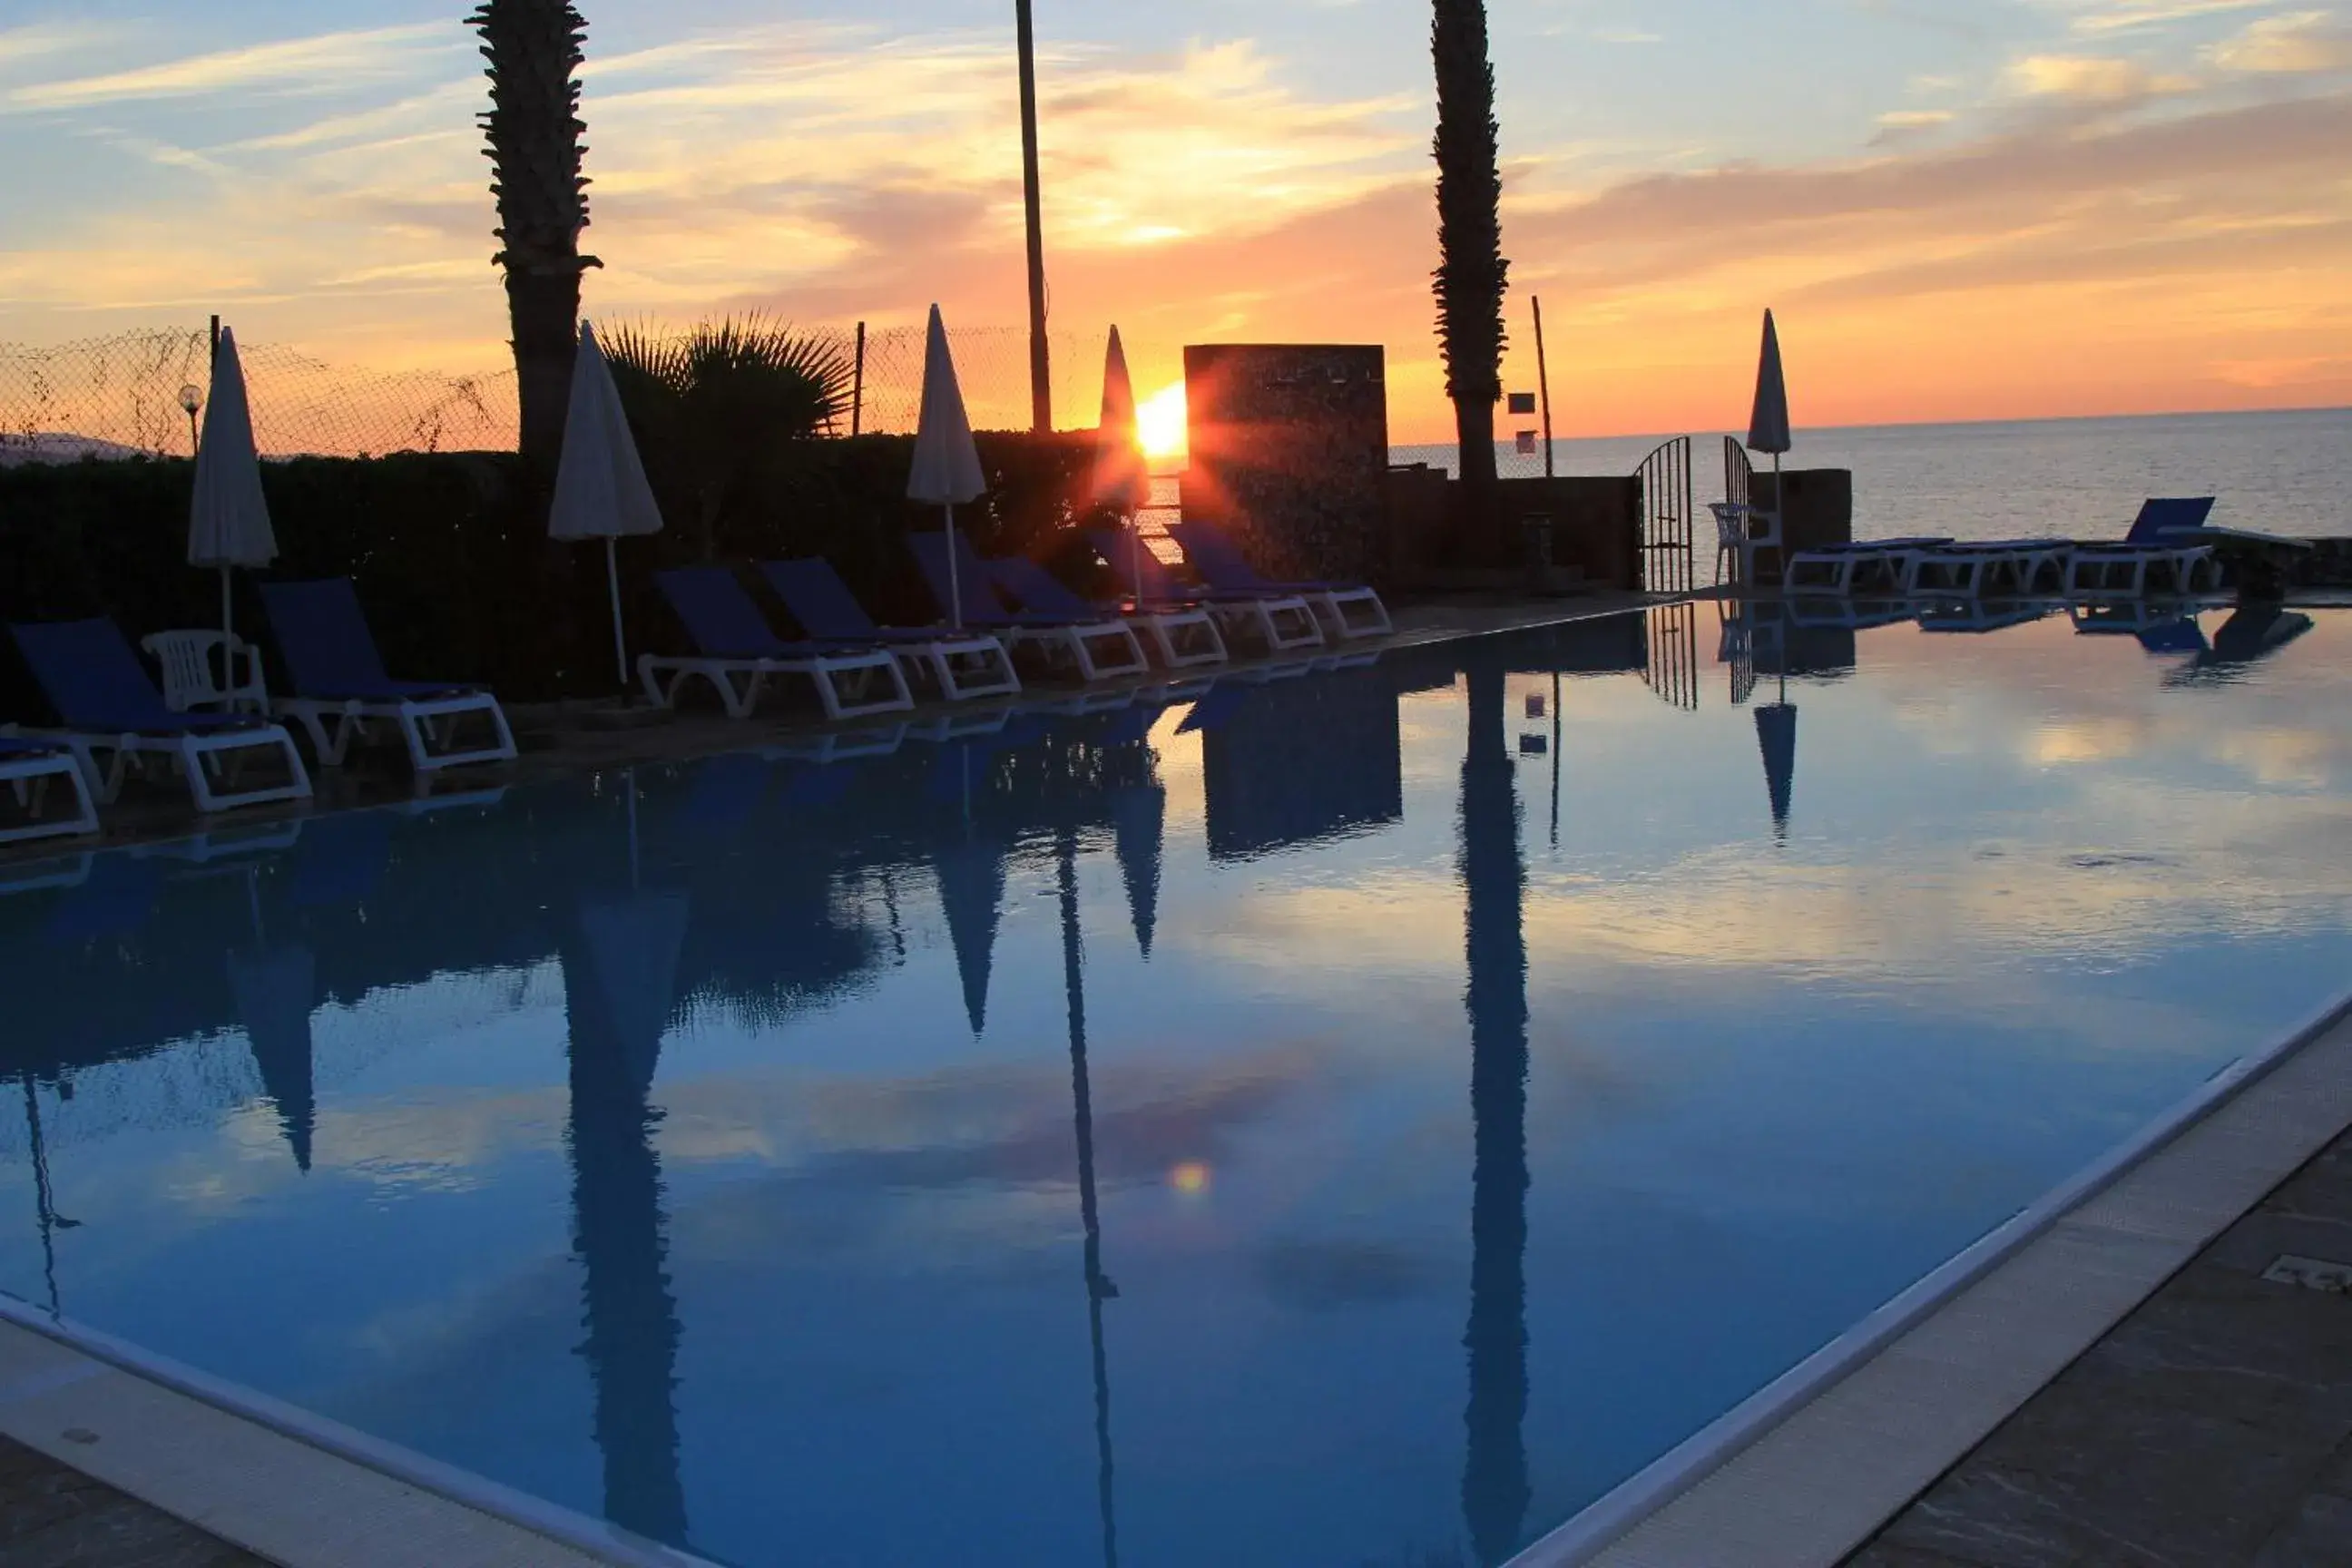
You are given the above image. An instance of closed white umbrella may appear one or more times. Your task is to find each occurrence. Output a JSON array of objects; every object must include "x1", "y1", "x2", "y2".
[
  {"x1": 551, "y1": 321, "x2": 667, "y2": 688},
  {"x1": 187, "y1": 327, "x2": 277, "y2": 646},
  {"x1": 907, "y1": 305, "x2": 987, "y2": 630},
  {"x1": 1092, "y1": 326, "x2": 1151, "y2": 603},
  {"x1": 1747, "y1": 309, "x2": 1792, "y2": 522}
]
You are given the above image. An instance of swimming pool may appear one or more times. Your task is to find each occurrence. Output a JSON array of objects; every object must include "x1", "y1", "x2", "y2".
[{"x1": 3, "y1": 602, "x2": 2347, "y2": 1567}]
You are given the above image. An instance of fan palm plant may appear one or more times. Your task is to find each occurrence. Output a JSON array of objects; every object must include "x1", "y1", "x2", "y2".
[
  {"x1": 1431, "y1": 0, "x2": 1509, "y2": 508},
  {"x1": 471, "y1": 0, "x2": 600, "y2": 468},
  {"x1": 603, "y1": 316, "x2": 855, "y2": 560}
]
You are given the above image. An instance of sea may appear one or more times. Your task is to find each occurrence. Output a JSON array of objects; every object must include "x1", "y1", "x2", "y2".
[{"x1": 1390, "y1": 407, "x2": 2351, "y2": 544}]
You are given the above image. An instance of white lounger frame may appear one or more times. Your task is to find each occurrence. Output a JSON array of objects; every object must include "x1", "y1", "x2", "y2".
[
  {"x1": 1132, "y1": 607, "x2": 1228, "y2": 669},
  {"x1": 890, "y1": 635, "x2": 1022, "y2": 701},
  {"x1": 19, "y1": 724, "x2": 313, "y2": 814},
  {"x1": 1786, "y1": 544, "x2": 1940, "y2": 596},
  {"x1": 0, "y1": 746, "x2": 100, "y2": 846},
  {"x1": 638, "y1": 648, "x2": 914, "y2": 721},
  {"x1": 275, "y1": 691, "x2": 518, "y2": 775},
  {"x1": 1002, "y1": 621, "x2": 1152, "y2": 682},
  {"x1": 2066, "y1": 543, "x2": 2220, "y2": 599},
  {"x1": 1301, "y1": 586, "x2": 1392, "y2": 639},
  {"x1": 1903, "y1": 544, "x2": 2072, "y2": 599},
  {"x1": 1203, "y1": 596, "x2": 1325, "y2": 654}
]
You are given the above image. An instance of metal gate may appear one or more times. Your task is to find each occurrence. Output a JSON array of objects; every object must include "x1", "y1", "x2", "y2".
[
  {"x1": 1642, "y1": 603, "x2": 1700, "y2": 710},
  {"x1": 1634, "y1": 436, "x2": 1694, "y2": 593},
  {"x1": 1723, "y1": 436, "x2": 1754, "y2": 510}
]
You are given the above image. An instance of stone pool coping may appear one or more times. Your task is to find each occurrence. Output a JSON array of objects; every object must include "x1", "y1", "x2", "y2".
[
  {"x1": 0, "y1": 1299, "x2": 716, "y2": 1568},
  {"x1": 1510, "y1": 985, "x2": 2352, "y2": 1568}
]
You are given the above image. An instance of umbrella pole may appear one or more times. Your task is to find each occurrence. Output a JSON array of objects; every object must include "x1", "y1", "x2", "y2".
[
  {"x1": 603, "y1": 536, "x2": 629, "y2": 691},
  {"x1": 945, "y1": 503, "x2": 963, "y2": 632},
  {"x1": 220, "y1": 565, "x2": 234, "y2": 648}
]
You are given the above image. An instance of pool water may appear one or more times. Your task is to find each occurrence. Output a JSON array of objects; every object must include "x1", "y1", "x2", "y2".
[{"x1": 3, "y1": 603, "x2": 2349, "y2": 1567}]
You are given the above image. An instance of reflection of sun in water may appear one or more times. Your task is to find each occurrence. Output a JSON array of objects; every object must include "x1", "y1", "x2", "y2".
[
  {"x1": 1136, "y1": 382, "x2": 1187, "y2": 464},
  {"x1": 1169, "y1": 1160, "x2": 1211, "y2": 1195}
]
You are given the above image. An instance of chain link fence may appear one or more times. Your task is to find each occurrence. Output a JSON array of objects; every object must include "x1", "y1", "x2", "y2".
[{"x1": 0, "y1": 323, "x2": 1132, "y2": 462}]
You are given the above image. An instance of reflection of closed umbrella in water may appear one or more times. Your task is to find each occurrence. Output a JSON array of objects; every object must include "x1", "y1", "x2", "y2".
[
  {"x1": 1756, "y1": 687, "x2": 1798, "y2": 844},
  {"x1": 228, "y1": 867, "x2": 318, "y2": 1172},
  {"x1": 1753, "y1": 615, "x2": 1798, "y2": 843}
]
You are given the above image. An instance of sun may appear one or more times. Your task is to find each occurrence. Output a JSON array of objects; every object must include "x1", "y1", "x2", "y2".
[{"x1": 1134, "y1": 381, "x2": 1188, "y2": 466}]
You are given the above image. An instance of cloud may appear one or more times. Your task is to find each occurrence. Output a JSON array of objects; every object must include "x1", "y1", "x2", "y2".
[
  {"x1": 1872, "y1": 108, "x2": 1956, "y2": 145},
  {"x1": 0, "y1": 20, "x2": 118, "y2": 72},
  {"x1": 2, "y1": 14, "x2": 2348, "y2": 438},
  {"x1": 9, "y1": 24, "x2": 463, "y2": 110},
  {"x1": 2210, "y1": 9, "x2": 2352, "y2": 71},
  {"x1": 2063, "y1": 0, "x2": 2269, "y2": 34},
  {"x1": 2004, "y1": 53, "x2": 2199, "y2": 100}
]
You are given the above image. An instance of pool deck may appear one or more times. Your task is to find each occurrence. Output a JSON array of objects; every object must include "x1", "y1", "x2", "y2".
[{"x1": 1845, "y1": 1064, "x2": 2352, "y2": 1566}]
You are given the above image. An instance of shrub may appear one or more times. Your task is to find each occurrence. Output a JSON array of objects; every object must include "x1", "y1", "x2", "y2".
[{"x1": 0, "y1": 428, "x2": 1100, "y2": 709}]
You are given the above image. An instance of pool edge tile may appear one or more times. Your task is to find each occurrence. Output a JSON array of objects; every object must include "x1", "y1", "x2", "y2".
[{"x1": 1520, "y1": 1002, "x2": 2352, "y2": 1568}]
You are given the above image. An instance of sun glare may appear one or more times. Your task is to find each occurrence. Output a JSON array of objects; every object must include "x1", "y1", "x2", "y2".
[{"x1": 1135, "y1": 381, "x2": 1188, "y2": 465}]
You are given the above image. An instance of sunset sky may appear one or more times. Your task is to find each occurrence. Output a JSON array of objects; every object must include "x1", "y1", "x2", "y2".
[{"x1": 0, "y1": 0, "x2": 2347, "y2": 441}]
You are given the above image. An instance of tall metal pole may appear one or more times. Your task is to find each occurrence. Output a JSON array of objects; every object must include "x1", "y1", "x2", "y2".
[
  {"x1": 1015, "y1": 0, "x2": 1052, "y2": 433},
  {"x1": 851, "y1": 320, "x2": 867, "y2": 436},
  {"x1": 1531, "y1": 296, "x2": 1554, "y2": 481}
]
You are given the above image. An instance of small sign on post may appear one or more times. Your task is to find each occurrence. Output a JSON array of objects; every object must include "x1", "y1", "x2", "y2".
[
  {"x1": 1507, "y1": 392, "x2": 1536, "y2": 416},
  {"x1": 1514, "y1": 430, "x2": 1538, "y2": 455}
]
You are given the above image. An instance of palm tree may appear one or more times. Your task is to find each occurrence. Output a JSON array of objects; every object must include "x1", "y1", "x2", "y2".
[
  {"x1": 1431, "y1": 0, "x2": 1509, "y2": 514},
  {"x1": 471, "y1": 0, "x2": 601, "y2": 468},
  {"x1": 602, "y1": 316, "x2": 854, "y2": 560}
]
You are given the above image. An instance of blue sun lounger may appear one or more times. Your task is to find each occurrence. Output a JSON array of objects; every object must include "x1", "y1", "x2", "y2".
[
  {"x1": 757, "y1": 558, "x2": 1020, "y2": 702},
  {"x1": 9, "y1": 617, "x2": 311, "y2": 813},
  {"x1": 258, "y1": 579, "x2": 517, "y2": 774},
  {"x1": 1087, "y1": 524, "x2": 1324, "y2": 654},
  {"x1": 984, "y1": 555, "x2": 1226, "y2": 671},
  {"x1": 0, "y1": 734, "x2": 100, "y2": 846},
  {"x1": 2065, "y1": 498, "x2": 2222, "y2": 598},
  {"x1": 909, "y1": 534, "x2": 1150, "y2": 682},
  {"x1": 1167, "y1": 521, "x2": 1391, "y2": 639},
  {"x1": 642, "y1": 567, "x2": 913, "y2": 720}
]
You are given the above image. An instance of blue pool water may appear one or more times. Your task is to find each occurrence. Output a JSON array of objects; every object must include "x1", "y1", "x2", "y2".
[{"x1": 3, "y1": 604, "x2": 2349, "y2": 1566}]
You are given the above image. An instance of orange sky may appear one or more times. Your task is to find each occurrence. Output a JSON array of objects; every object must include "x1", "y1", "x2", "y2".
[{"x1": 0, "y1": 6, "x2": 2347, "y2": 444}]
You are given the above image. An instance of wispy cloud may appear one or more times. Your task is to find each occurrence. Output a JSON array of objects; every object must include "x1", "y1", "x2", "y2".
[
  {"x1": 2210, "y1": 8, "x2": 2352, "y2": 70},
  {"x1": 9, "y1": 24, "x2": 462, "y2": 110},
  {"x1": 0, "y1": 19, "x2": 119, "y2": 71},
  {"x1": 2063, "y1": 0, "x2": 2270, "y2": 34}
]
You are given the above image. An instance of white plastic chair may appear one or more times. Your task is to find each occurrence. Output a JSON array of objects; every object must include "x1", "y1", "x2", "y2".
[
  {"x1": 142, "y1": 630, "x2": 269, "y2": 714},
  {"x1": 1708, "y1": 503, "x2": 1784, "y2": 587}
]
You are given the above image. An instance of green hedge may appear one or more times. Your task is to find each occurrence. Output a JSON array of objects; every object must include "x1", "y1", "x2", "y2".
[{"x1": 0, "y1": 430, "x2": 1101, "y2": 708}]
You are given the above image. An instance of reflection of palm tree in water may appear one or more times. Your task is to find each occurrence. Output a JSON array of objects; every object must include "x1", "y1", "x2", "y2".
[
  {"x1": 560, "y1": 914, "x2": 690, "y2": 1547},
  {"x1": 1459, "y1": 657, "x2": 1531, "y2": 1565},
  {"x1": 1058, "y1": 828, "x2": 1121, "y2": 1568}
]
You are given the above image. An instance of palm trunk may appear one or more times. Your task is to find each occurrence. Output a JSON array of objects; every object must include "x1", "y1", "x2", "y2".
[
  {"x1": 506, "y1": 264, "x2": 585, "y2": 468},
  {"x1": 472, "y1": 0, "x2": 602, "y2": 469},
  {"x1": 1431, "y1": 0, "x2": 1509, "y2": 547}
]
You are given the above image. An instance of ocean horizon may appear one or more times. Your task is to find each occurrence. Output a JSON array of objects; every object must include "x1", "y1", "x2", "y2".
[{"x1": 1387, "y1": 404, "x2": 2352, "y2": 544}]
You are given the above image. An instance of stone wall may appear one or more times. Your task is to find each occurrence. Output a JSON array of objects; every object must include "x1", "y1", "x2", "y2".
[{"x1": 1180, "y1": 344, "x2": 1390, "y2": 585}]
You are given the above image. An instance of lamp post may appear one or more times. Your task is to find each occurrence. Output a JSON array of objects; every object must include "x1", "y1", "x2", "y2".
[
  {"x1": 1015, "y1": 0, "x2": 1051, "y2": 433},
  {"x1": 179, "y1": 383, "x2": 201, "y2": 457}
]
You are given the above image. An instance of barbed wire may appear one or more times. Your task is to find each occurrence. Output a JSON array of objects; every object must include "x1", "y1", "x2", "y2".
[{"x1": 0, "y1": 324, "x2": 1136, "y2": 462}]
